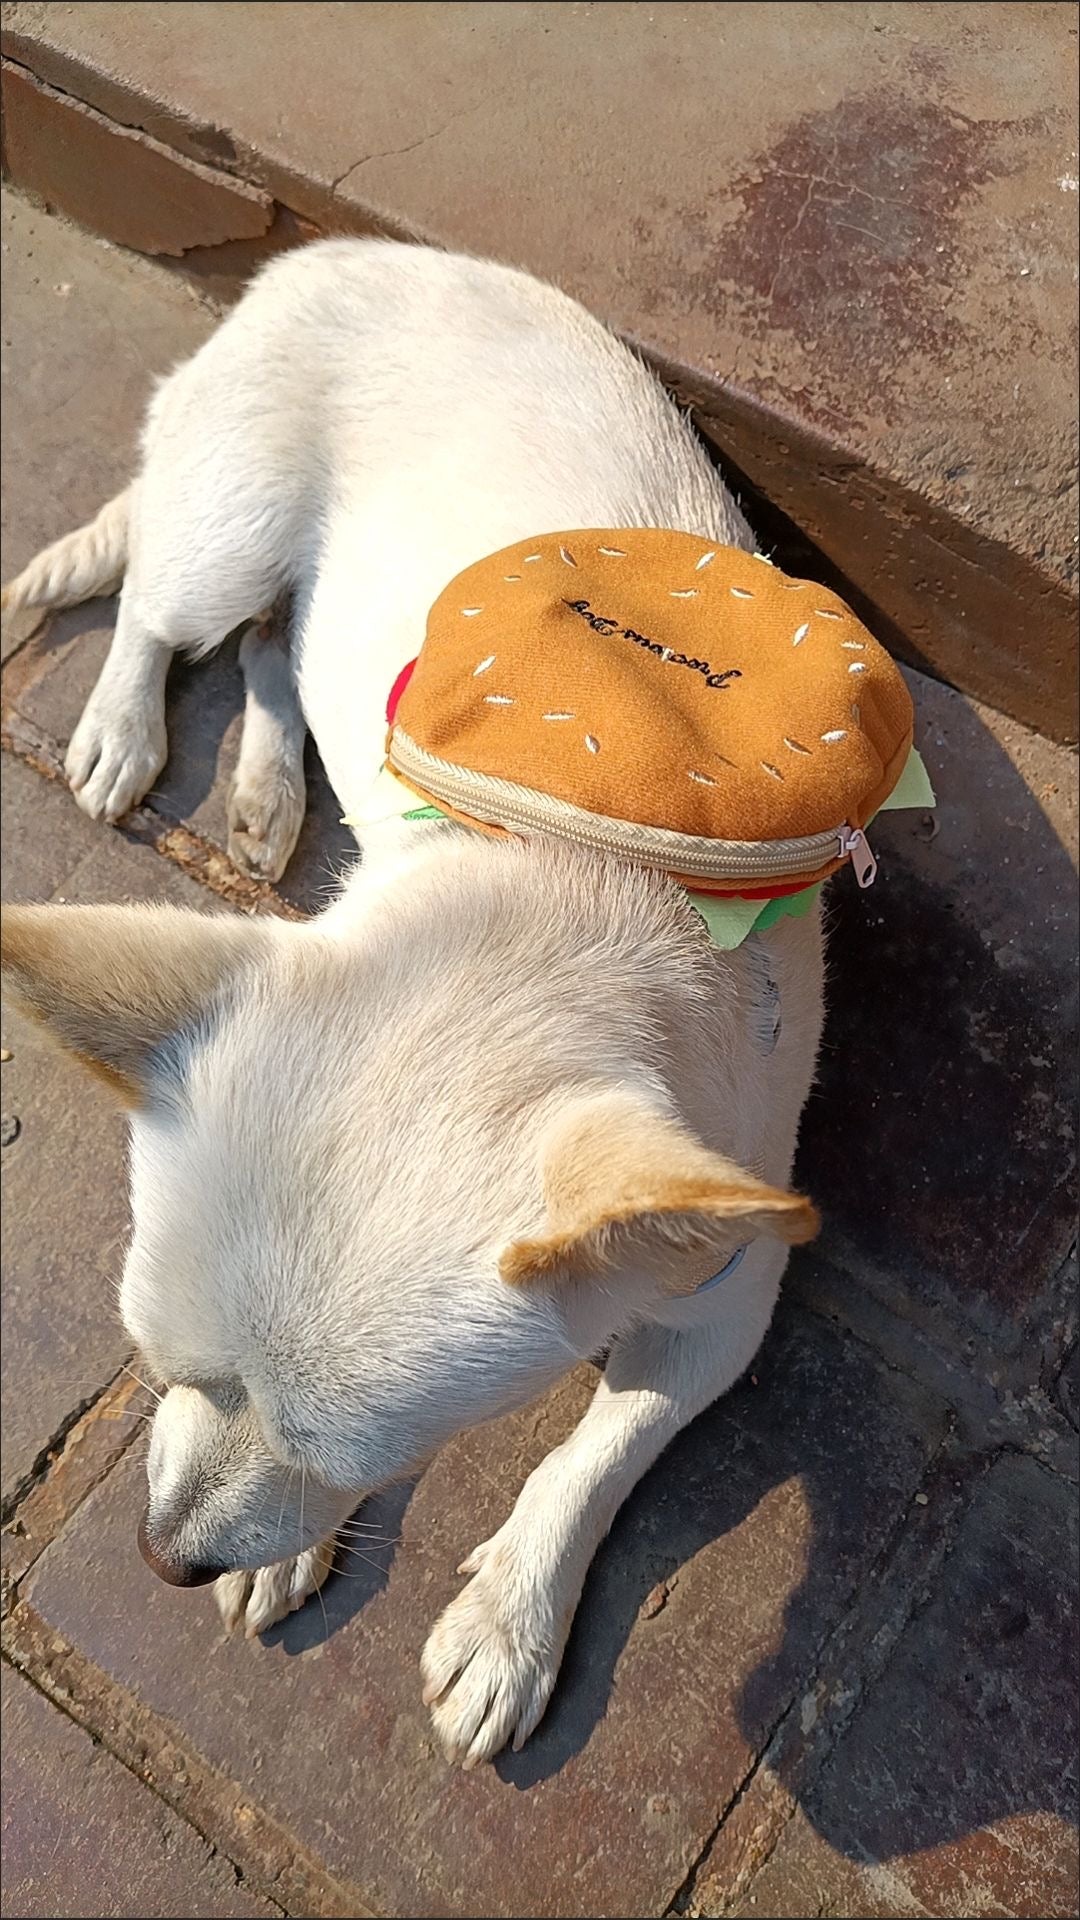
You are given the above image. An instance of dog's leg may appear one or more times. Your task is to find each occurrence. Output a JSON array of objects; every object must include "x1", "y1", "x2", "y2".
[
  {"x1": 65, "y1": 556, "x2": 283, "y2": 828},
  {"x1": 215, "y1": 1538, "x2": 336, "y2": 1639},
  {"x1": 421, "y1": 1267, "x2": 778, "y2": 1766},
  {"x1": 227, "y1": 620, "x2": 307, "y2": 881},
  {"x1": 64, "y1": 593, "x2": 176, "y2": 823}
]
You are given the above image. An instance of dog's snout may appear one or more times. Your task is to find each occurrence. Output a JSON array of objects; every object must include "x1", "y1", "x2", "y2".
[{"x1": 137, "y1": 1509, "x2": 224, "y2": 1588}]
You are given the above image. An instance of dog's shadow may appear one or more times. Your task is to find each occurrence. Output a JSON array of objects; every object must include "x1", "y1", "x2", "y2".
[
  {"x1": 261, "y1": 1287, "x2": 1074, "y2": 1871},
  {"x1": 262, "y1": 1476, "x2": 418, "y2": 1652}
]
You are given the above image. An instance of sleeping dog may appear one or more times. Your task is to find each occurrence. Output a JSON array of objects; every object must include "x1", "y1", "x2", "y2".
[{"x1": 1, "y1": 240, "x2": 823, "y2": 1767}]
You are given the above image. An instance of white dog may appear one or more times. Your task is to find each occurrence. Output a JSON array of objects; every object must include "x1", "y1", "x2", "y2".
[{"x1": 1, "y1": 239, "x2": 824, "y2": 1767}]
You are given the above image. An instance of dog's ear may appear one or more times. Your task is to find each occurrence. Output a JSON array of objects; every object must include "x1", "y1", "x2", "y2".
[
  {"x1": 500, "y1": 1087, "x2": 818, "y2": 1293},
  {"x1": 1, "y1": 903, "x2": 274, "y2": 1104}
]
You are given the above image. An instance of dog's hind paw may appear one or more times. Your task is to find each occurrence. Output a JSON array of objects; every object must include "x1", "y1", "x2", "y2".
[
  {"x1": 420, "y1": 1543, "x2": 562, "y2": 1767},
  {"x1": 227, "y1": 764, "x2": 306, "y2": 883},
  {"x1": 216, "y1": 1540, "x2": 335, "y2": 1638}
]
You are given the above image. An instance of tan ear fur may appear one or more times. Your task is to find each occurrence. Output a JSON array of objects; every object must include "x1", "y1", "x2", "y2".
[
  {"x1": 0, "y1": 903, "x2": 268, "y2": 1105},
  {"x1": 500, "y1": 1090, "x2": 818, "y2": 1290}
]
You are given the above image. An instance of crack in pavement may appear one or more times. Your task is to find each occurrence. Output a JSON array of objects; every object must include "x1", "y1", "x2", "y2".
[{"x1": 330, "y1": 93, "x2": 498, "y2": 194}]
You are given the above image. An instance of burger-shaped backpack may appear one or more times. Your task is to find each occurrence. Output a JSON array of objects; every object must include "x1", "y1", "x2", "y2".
[{"x1": 384, "y1": 528, "x2": 932, "y2": 943}]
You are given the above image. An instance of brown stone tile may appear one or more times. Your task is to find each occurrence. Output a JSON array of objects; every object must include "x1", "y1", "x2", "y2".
[
  {"x1": 1, "y1": 1373, "x2": 147, "y2": 1602},
  {"x1": 703, "y1": 1454, "x2": 1079, "y2": 1920},
  {"x1": 1, "y1": 751, "x2": 103, "y2": 901},
  {"x1": 0, "y1": 755, "x2": 232, "y2": 1504},
  {"x1": 0, "y1": 1663, "x2": 277, "y2": 1918},
  {"x1": 21, "y1": 1313, "x2": 945, "y2": 1918}
]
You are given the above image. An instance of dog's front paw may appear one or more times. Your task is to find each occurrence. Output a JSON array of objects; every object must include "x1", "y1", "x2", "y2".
[
  {"x1": 421, "y1": 1538, "x2": 563, "y2": 1767},
  {"x1": 66, "y1": 696, "x2": 167, "y2": 822},
  {"x1": 216, "y1": 1540, "x2": 334, "y2": 1638}
]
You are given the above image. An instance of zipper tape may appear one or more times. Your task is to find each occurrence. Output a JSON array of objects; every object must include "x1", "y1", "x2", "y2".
[{"x1": 388, "y1": 728, "x2": 872, "y2": 885}]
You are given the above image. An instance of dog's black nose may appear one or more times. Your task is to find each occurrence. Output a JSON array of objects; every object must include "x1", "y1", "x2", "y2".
[{"x1": 137, "y1": 1509, "x2": 225, "y2": 1588}]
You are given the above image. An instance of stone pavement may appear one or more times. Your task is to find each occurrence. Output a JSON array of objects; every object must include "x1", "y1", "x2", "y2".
[
  {"x1": 2, "y1": 1, "x2": 1078, "y2": 745},
  {"x1": 1, "y1": 195, "x2": 1078, "y2": 1919}
]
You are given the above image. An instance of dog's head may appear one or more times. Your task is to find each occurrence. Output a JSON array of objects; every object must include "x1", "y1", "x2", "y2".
[{"x1": 1, "y1": 834, "x2": 815, "y2": 1585}]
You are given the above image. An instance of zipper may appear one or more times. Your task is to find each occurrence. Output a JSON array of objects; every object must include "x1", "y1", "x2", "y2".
[
  {"x1": 838, "y1": 824, "x2": 878, "y2": 888},
  {"x1": 389, "y1": 727, "x2": 877, "y2": 886}
]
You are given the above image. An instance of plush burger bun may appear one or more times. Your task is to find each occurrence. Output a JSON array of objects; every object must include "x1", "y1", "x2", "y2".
[{"x1": 388, "y1": 528, "x2": 913, "y2": 890}]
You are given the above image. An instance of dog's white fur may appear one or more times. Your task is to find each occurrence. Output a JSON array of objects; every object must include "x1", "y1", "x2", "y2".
[{"x1": 1, "y1": 240, "x2": 825, "y2": 1766}]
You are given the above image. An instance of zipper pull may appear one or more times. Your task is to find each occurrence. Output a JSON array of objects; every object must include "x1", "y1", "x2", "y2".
[{"x1": 838, "y1": 824, "x2": 878, "y2": 888}]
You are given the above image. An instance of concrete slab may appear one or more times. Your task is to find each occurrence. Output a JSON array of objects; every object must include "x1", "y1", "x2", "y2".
[
  {"x1": 0, "y1": 755, "x2": 227, "y2": 1506},
  {"x1": 698, "y1": 1454, "x2": 1079, "y2": 1920},
  {"x1": 19, "y1": 1314, "x2": 946, "y2": 1919},
  {"x1": 2, "y1": 3, "x2": 1077, "y2": 738},
  {"x1": 1, "y1": 1662, "x2": 277, "y2": 1918}
]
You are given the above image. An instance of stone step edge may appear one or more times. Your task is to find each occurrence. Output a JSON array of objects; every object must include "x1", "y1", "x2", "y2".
[{"x1": 1, "y1": 41, "x2": 1076, "y2": 747}]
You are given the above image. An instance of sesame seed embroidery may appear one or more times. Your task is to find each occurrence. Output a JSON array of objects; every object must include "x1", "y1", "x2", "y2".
[{"x1": 413, "y1": 542, "x2": 899, "y2": 874}]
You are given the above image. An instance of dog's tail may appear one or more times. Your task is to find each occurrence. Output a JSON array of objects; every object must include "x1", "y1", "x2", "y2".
[{"x1": 2, "y1": 486, "x2": 131, "y2": 615}]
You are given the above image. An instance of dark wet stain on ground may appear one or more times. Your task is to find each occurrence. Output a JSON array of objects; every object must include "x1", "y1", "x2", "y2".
[{"x1": 720, "y1": 91, "x2": 1042, "y2": 423}]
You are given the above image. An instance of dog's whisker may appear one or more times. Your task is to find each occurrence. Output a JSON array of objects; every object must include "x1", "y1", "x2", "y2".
[
  {"x1": 275, "y1": 1464, "x2": 298, "y2": 1546},
  {"x1": 118, "y1": 1360, "x2": 163, "y2": 1404},
  {"x1": 328, "y1": 1555, "x2": 394, "y2": 1579}
]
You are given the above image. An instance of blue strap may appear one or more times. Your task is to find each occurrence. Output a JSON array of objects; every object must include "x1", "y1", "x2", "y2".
[{"x1": 694, "y1": 1245, "x2": 747, "y2": 1294}]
